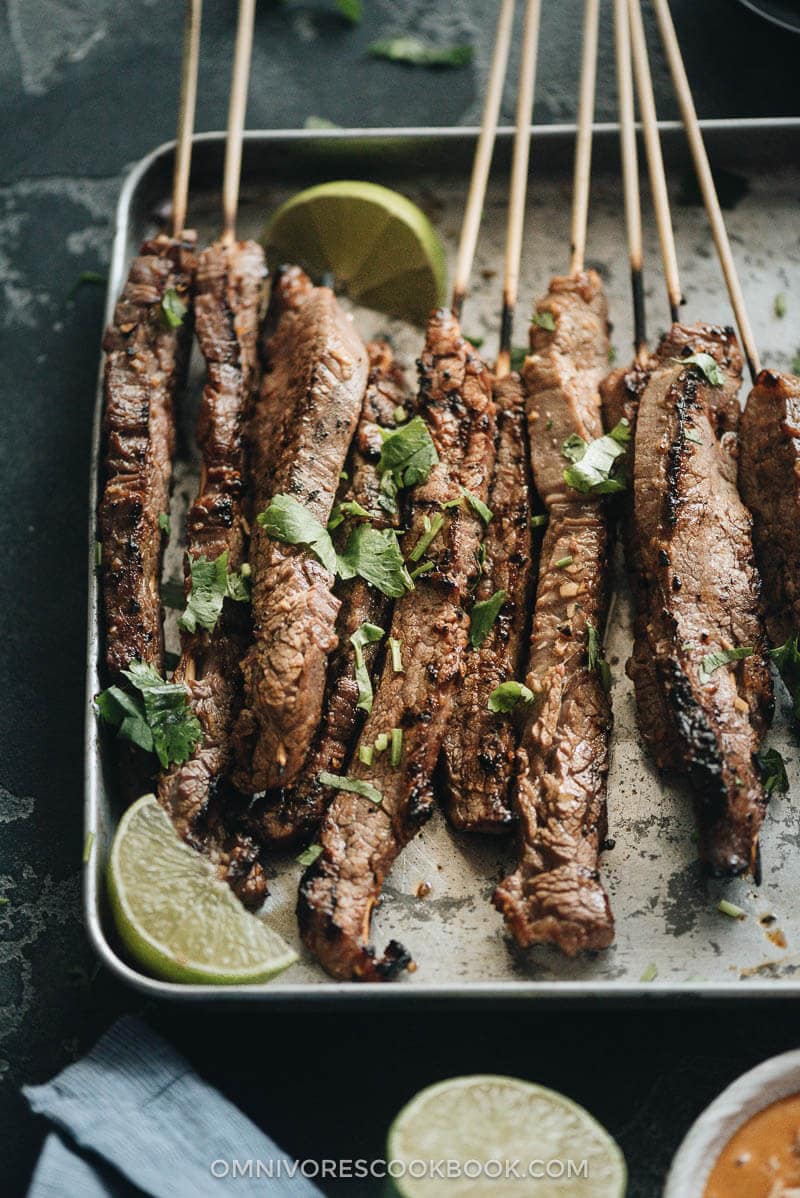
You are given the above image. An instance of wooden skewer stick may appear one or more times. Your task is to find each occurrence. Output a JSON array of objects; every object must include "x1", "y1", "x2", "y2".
[
  {"x1": 451, "y1": 0, "x2": 516, "y2": 320},
  {"x1": 613, "y1": 0, "x2": 647, "y2": 362},
  {"x1": 496, "y1": 0, "x2": 543, "y2": 378},
  {"x1": 569, "y1": 0, "x2": 601, "y2": 276},
  {"x1": 650, "y1": 0, "x2": 760, "y2": 379},
  {"x1": 628, "y1": 0, "x2": 681, "y2": 324},
  {"x1": 171, "y1": 0, "x2": 203, "y2": 240},
  {"x1": 221, "y1": 0, "x2": 257, "y2": 245}
]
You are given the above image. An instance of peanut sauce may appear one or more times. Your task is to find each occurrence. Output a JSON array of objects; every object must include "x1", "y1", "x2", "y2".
[{"x1": 704, "y1": 1093, "x2": 800, "y2": 1197}]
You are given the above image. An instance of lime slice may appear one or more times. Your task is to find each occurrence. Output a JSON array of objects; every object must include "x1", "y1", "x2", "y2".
[
  {"x1": 107, "y1": 794, "x2": 297, "y2": 985},
  {"x1": 264, "y1": 180, "x2": 447, "y2": 326},
  {"x1": 386, "y1": 1075, "x2": 627, "y2": 1197}
]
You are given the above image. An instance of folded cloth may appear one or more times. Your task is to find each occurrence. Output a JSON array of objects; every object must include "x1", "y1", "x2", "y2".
[{"x1": 23, "y1": 1015, "x2": 324, "y2": 1198}]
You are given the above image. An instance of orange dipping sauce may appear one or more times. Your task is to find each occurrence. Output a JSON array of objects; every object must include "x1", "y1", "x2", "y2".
[{"x1": 704, "y1": 1092, "x2": 800, "y2": 1197}]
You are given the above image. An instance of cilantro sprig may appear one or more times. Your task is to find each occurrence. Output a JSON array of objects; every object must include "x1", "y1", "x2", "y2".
[
  {"x1": 469, "y1": 589, "x2": 506, "y2": 649},
  {"x1": 178, "y1": 551, "x2": 251, "y2": 634},
  {"x1": 96, "y1": 660, "x2": 202, "y2": 768},
  {"x1": 671, "y1": 352, "x2": 724, "y2": 387}
]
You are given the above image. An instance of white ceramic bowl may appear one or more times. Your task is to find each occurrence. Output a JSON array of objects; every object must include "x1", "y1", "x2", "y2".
[{"x1": 665, "y1": 1049, "x2": 800, "y2": 1197}]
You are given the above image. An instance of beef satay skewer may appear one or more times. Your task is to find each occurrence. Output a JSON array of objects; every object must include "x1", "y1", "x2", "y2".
[
  {"x1": 617, "y1": 0, "x2": 773, "y2": 878},
  {"x1": 441, "y1": 0, "x2": 541, "y2": 834},
  {"x1": 98, "y1": 0, "x2": 201, "y2": 685},
  {"x1": 647, "y1": 4, "x2": 799, "y2": 715},
  {"x1": 450, "y1": 0, "x2": 516, "y2": 320},
  {"x1": 158, "y1": 0, "x2": 269, "y2": 907},
  {"x1": 494, "y1": 0, "x2": 617, "y2": 955},
  {"x1": 299, "y1": 6, "x2": 514, "y2": 982}
]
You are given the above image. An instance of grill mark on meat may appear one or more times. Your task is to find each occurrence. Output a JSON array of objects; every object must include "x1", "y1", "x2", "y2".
[
  {"x1": 442, "y1": 373, "x2": 534, "y2": 833},
  {"x1": 232, "y1": 266, "x2": 369, "y2": 794},
  {"x1": 628, "y1": 324, "x2": 773, "y2": 877},
  {"x1": 298, "y1": 309, "x2": 496, "y2": 981},
  {"x1": 248, "y1": 341, "x2": 409, "y2": 844},
  {"x1": 494, "y1": 270, "x2": 615, "y2": 956},
  {"x1": 740, "y1": 368, "x2": 800, "y2": 648},
  {"x1": 99, "y1": 233, "x2": 196, "y2": 681},
  {"x1": 157, "y1": 239, "x2": 267, "y2": 908}
]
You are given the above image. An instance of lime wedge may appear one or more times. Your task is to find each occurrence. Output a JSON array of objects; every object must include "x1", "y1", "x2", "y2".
[
  {"x1": 386, "y1": 1075, "x2": 627, "y2": 1197},
  {"x1": 264, "y1": 180, "x2": 447, "y2": 326},
  {"x1": 107, "y1": 794, "x2": 297, "y2": 985}
]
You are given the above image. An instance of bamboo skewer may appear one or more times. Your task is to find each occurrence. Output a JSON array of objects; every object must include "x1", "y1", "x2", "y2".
[
  {"x1": 628, "y1": 0, "x2": 682, "y2": 323},
  {"x1": 171, "y1": 0, "x2": 203, "y2": 240},
  {"x1": 496, "y1": 0, "x2": 543, "y2": 378},
  {"x1": 221, "y1": 0, "x2": 257, "y2": 245},
  {"x1": 450, "y1": 0, "x2": 516, "y2": 319},
  {"x1": 613, "y1": 0, "x2": 647, "y2": 361},
  {"x1": 650, "y1": 0, "x2": 760, "y2": 379},
  {"x1": 569, "y1": 0, "x2": 601, "y2": 276}
]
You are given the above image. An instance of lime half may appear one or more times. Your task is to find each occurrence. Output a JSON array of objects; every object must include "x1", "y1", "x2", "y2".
[
  {"x1": 386, "y1": 1075, "x2": 627, "y2": 1197},
  {"x1": 264, "y1": 180, "x2": 447, "y2": 325},
  {"x1": 108, "y1": 794, "x2": 297, "y2": 985}
]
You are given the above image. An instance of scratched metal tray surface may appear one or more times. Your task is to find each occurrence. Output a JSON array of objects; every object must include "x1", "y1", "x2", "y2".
[{"x1": 85, "y1": 121, "x2": 800, "y2": 1003}]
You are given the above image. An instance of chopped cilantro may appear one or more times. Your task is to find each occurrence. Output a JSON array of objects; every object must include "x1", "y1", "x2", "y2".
[
  {"x1": 389, "y1": 636, "x2": 404, "y2": 672},
  {"x1": 359, "y1": 744, "x2": 374, "y2": 766},
  {"x1": 586, "y1": 620, "x2": 612, "y2": 693},
  {"x1": 672, "y1": 351, "x2": 724, "y2": 387},
  {"x1": 469, "y1": 589, "x2": 506, "y2": 649},
  {"x1": 531, "y1": 310, "x2": 556, "y2": 332},
  {"x1": 562, "y1": 419, "x2": 630, "y2": 495},
  {"x1": 374, "y1": 732, "x2": 389, "y2": 753},
  {"x1": 319, "y1": 771, "x2": 382, "y2": 804},
  {"x1": 409, "y1": 512, "x2": 444, "y2": 562},
  {"x1": 159, "y1": 287, "x2": 188, "y2": 329},
  {"x1": 488, "y1": 680, "x2": 535, "y2": 713},
  {"x1": 390, "y1": 727, "x2": 403, "y2": 767},
  {"x1": 297, "y1": 843, "x2": 323, "y2": 867},
  {"x1": 757, "y1": 747, "x2": 789, "y2": 797},
  {"x1": 328, "y1": 499, "x2": 372, "y2": 531},
  {"x1": 96, "y1": 660, "x2": 202, "y2": 768},
  {"x1": 530, "y1": 514, "x2": 548, "y2": 529},
  {"x1": 718, "y1": 899, "x2": 746, "y2": 920},
  {"x1": 368, "y1": 37, "x2": 473, "y2": 68},
  {"x1": 351, "y1": 622, "x2": 385, "y2": 713},
  {"x1": 555, "y1": 555, "x2": 573, "y2": 569},
  {"x1": 178, "y1": 551, "x2": 250, "y2": 635},
  {"x1": 258, "y1": 494, "x2": 337, "y2": 572},
  {"x1": 338, "y1": 524, "x2": 414, "y2": 596},
  {"x1": 462, "y1": 489, "x2": 492, "y2": 524},
  {"x1": 377, "y1": 415, "x2": 439, "y2": 490},
  {"x1": 699, "y1": 646, "x2": 753, "y2": 683},
  {"x1": 158, "y1": 511, "x2": 170, "y2": 535}
]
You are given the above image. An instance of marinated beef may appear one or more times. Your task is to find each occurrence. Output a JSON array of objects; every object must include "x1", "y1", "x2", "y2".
[
  {"x1": 158, "y1": 239, "x2": 266, "y2": 907},
  {"x1": 629, "y1": 324, "x2": 773, "y2": 877},
  {"x1": 249, "y1": 340, "x2": 409, "y2": 843},
  {"x1": 494, "y1": 269, "x2": 615, "y2": 955},
  {"x1": 298, "y1": 310, "x2": 496, "y2": 981},
  {"x1": 99, "y1": 233, "x2": 196, "y2": 680},
  {"x1": 232, "y1": 267, "x2": 368, "y2": 794},
  {"x1": 442, "y1": 373, "x2": 534, "y2": 833}
]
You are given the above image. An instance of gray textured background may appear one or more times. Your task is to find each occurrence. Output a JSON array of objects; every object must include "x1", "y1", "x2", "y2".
[{"x1": 2, "y1": 1, "x2": 800, "y2": 1194}]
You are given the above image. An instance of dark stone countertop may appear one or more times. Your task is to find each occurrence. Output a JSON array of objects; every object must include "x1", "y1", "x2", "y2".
[{"x1": 1, "y1": 1, "x2": 799, "y2": 1193}]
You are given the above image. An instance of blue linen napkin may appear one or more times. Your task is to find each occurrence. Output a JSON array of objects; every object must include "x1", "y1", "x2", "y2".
[{"x1": 23, "y1": 1014, "x2": 325, "y2": 1197}]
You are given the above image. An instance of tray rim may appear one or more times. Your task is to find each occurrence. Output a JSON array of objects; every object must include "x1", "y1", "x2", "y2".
[{"x1": 85, "y1": 118, "x2": 800, "y2": 1005}]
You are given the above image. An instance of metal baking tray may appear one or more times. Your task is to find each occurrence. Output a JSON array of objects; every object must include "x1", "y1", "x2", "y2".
[{"x1": 85, "y1": 120, "x2": 800, "y2": 1004}]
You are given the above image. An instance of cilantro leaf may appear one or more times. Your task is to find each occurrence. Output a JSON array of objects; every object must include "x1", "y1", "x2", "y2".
[
  {"x1": 337, "y1": 524, "x2": 413, "y2": 597},
  {"x1": 531, "y1": 310, "x2": 556, "y2": 331},
  {"x1": 469, "y1": 589, "x2": 506, "y2": 649},
  {"x1": 98, "y1": 660, "x2": 202, "y2": 768},
  {"x1": 158, "y1": 511, "x2": 170, "y2": 535},
  {"x1": 699, "y1": 645, "x2": 753, "y2": 683},
  {"x1": 159, "y1": 287, "x2": 188, "y2": 329},
  {"x1": 562, "y1": 419, "x2": 631, "y2": 495},
  {"x1": 672, "y1": 352, "x2": 724, "y2": 387},
  {"x1": 462, "y1": 489, "x2": 493, "y2": 524},
  {"x1": 258, "y1": 494, "x2": 337, "y2": 573},
  {"x1": 409, "y1": 512, "x2": 445, "y2": 562},
  {"x1": 368, "y1": 38, "x2": 473, "y2": 68},
  {"x1": 586, "y1": 619, "x2": 612, "y2": 693},
  {"x1": 377, "y1": 416, "x2": 439, "y2": 490},
  {"x1": 509, "y1": 346, "x2": 527, "y2": 372},
  {"x1": 297, "y1": 843, "x2": 324, "y2": 867},
  {"x1": 771, "y1": 635, "x2": 800, "y2": 721},
  {"x1": 757, "y1": 747, "x2": 789, "y2": 797},
  {"x1": 178, "y1": 551, "x2": 249, "y2": 634},
  {"x1": 350, "y1": 622, "x2": 385, "y2": 713},
  {"x1": 318, "y1": 771, "x2": 382, "y2": 804},
  {"x1": 488, "y1": 680, "x2": 535, "y2": 713},
  {"x1": 225, "y1": 564, "x2": 251, "y2": 604}
]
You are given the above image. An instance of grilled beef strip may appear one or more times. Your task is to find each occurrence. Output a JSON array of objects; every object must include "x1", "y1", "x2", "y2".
[
  {"x1": 99, "y1": 233, "x2": 196, "y2": 681},
  {"x1": 628, "y1": 324, "x2": 773, "y2": 877},
  {"x1": 298, "y1": 310, "x2": 496, "y2": 981},
  {"x1": 739, "y1": 368, "x2": 800, "y2": 648},
  {"x1": 248, "y1": 340, "x2": 409, "y2": 844},
  {"x1": 158, "y1": 239, "x2": 267, "y2": 908},
  {"x1": 442, "y1": 373, "x2": 534, "y2": 833},
  {"x1": 232, "y1": 266, "x2": 369, "y2": 794},
  {"x1": 493, "y1": 270, "x2": 615, "y2": 955}
]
